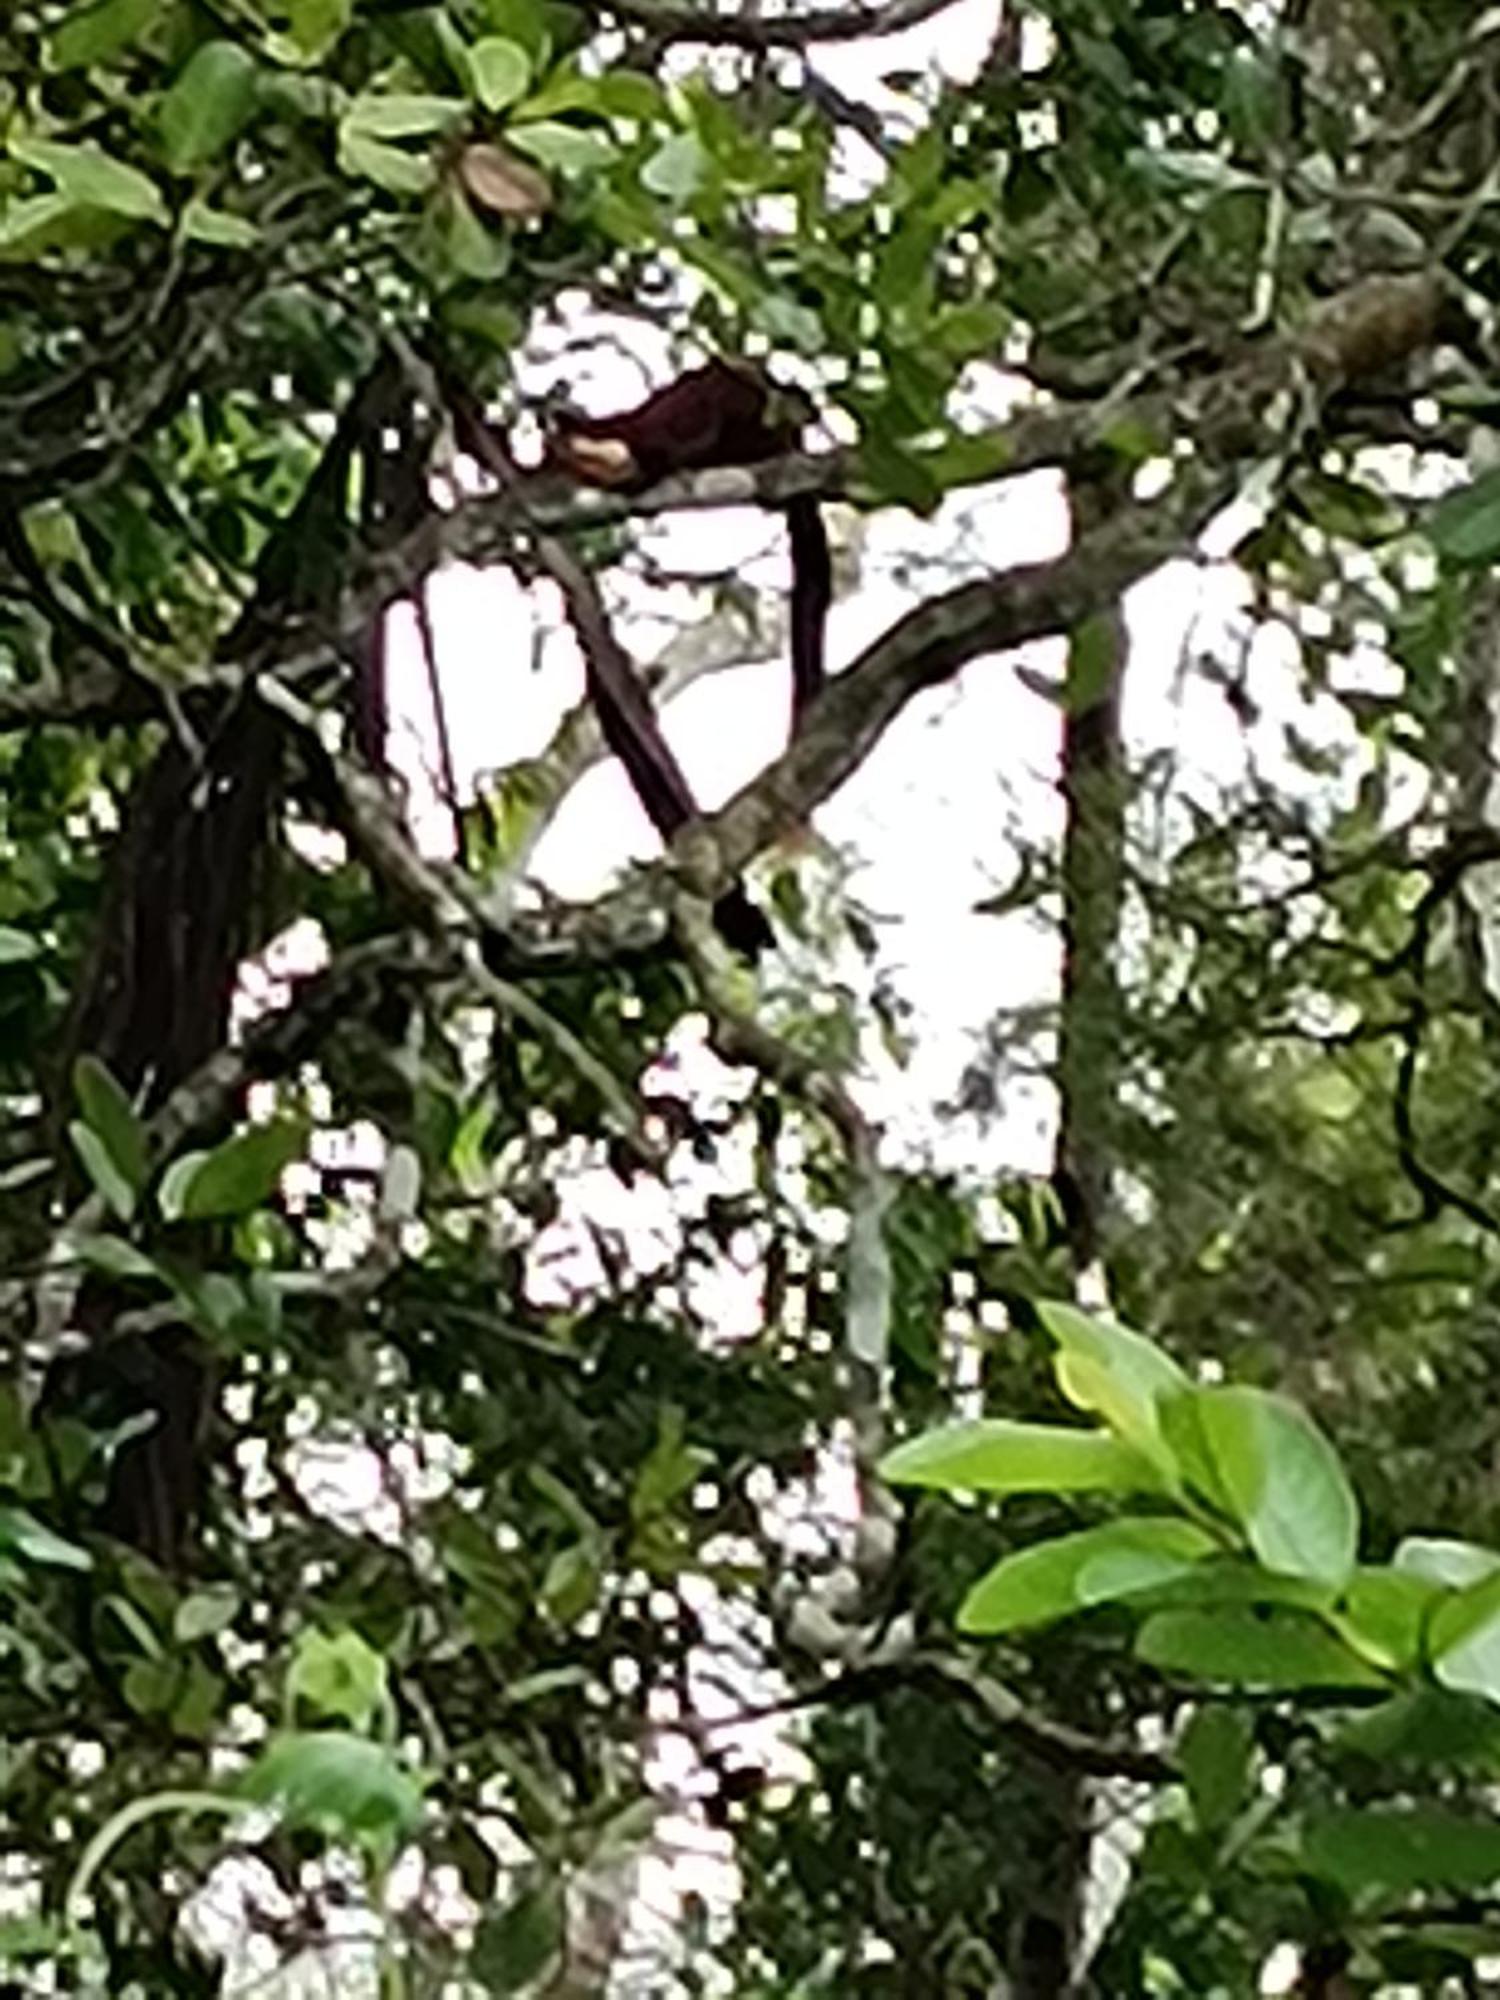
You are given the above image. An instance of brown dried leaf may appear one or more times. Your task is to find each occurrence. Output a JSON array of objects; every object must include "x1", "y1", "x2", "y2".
[{"x1": 456, "y1": 142, "x2": 552, "y2": 220}]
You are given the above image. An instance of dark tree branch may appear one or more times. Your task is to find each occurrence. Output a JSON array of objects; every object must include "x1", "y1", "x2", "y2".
[{"x1": 605, "y1": 0, "x2": 960, "y2": 48}]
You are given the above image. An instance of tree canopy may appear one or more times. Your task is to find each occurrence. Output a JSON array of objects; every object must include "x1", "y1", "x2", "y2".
[{"x1": 7, "y1": 0, "x2": 1500, "y2": 1994}]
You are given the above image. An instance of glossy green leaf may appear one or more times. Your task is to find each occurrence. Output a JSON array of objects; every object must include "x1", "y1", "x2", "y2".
[
  {"x1": 880, "y1": 1419, "x2": 1163, "y2": 1496},
  {"x1": 69, "y1": 1232, "x2": 158, "y2": 1281},
  {"x1": 1340, "y1": 1565, "x2": 1440, "y2": 1671},
  {"x1": 239, "y1": 1731, "x2": 422, "y2": 1837},
  {"x1": 1170, "y1": 1385, "x2": 1358, "y2": 1589},
  {"x1": 1337, "y1": 1688, "x2": 1500, "y2": 1771},
  {"x1": 1136, "y1": 1607, "x2": 1385, "y2": 1689},
  {"x1": 159, "y1": 41, "x2": 258, "y2": 169},
  {"x1": 959, "y1": 1518, "x2": 1219, "y2": 1634}
]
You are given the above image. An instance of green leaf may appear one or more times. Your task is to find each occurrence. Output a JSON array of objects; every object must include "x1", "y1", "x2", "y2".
[
  {"x1": 1337, "y1": 1688, "x2": 1500, "y2": 1771},
  {"x1": 69, "y1": 1121, "x2": 136, "y2": 1222},
  {"x1": 10, "y1": 137, "x2": 167, "y2": 224},
  {"x1": 337, "y1": 128, "x2": 438, "y2": 198},
  {"x1": 880, "y1": 1419, "x2": 1164, "y2": 1497},
  {"x1": 159, "y1": 1120, "x2": 305, "y2": 1222},
  {"x1": 506, "y1": 121, "x2": 615, "y2": 175},
  {"x1": 74, "y1": 1054, "x2": 148, "y2": 1198},
  {"x1": 470, "y1": 37, "x2": 532, "y2": 112},
  {"x1": 174, "y1": 1587, "x2": 240, "y2": 1645},
  {"x1": 1340, "y1": 1565, "x2": 1440, "y2": 1671},
  {"x1": 286, "y1": 0, "x2": 352, "y2": 58},
  {"x1": 180, "y1": 199, "x2": 260, "y2": 249},
  {"x1": 0, "y1": 1506, "x2": 91, "y2": 1571},
  {"x1": 343, "y1": 94, "x2": 468, "y2": 141},
  {"x1": 1304, "y1": 1806, "x2": 1500, "y2": 1895},
  {"x1": 1136, "y1": 1607, "x2": 1385, "y2": 1689},
  {"x1": 1429, "y1": 469, "x2": 1500, "y2": 566},
  {"x1": 1179, "y1": 1706, "x2": 1253, "y2": 1831},
  {"x1": 1394, "y1": 1537, "x2": 1500, "y2": 1590},
  {"x1": 1038, "y1": 1301, "x2": 1189, "y2": 1474},
  {"x1": 641, "y1": 133, "x2": 707, "y2": 200},
  {"x1": 0, "y1": 927, "x2": 41, "y2": 964},
  {"x1": 930, "y1": 300, "x2": 1009, "y2": 362},
  {"x1": 541, "y1": 1542, "x2": 601, "y2": 1626},
  {"x1": 239, "y1": 1731, "x2": 422, "y2": 1838},
  {"x1": 159, "y1": 40, "x2": 259, "y2": 170},
  {"x1": 50, "y1": 0, "x2": 158, "y2": 69},
  {"x1": 1430, "y1": 1570, "x2": 1500, "y2": 1705},
  {"x1": 1169, "y1": 1385, "x2": 1358, "y2": 1589},
  {"x1": 69, "y1": 1232, "x2": 159, "y2": 1281},
  {"x1": 958, "y1": 1517, "x2": 1219, "y2": 1634},
  {"x1": 288, "y1": 1627, "x2": 388, "y2": 1730},
  {"x1": 471, "y1": 1879, "x2": 564, "y2": 1994},
  {"x1": 631, "y1": 1410, "x2": 712, "y2": 1520}
]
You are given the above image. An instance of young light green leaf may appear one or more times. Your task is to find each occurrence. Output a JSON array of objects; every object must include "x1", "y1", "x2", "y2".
[
  {"x1": 1136, "y1": 1607, "x2": 1385, "y2": 1690},
  {"x1": 958, "y1": 1517, "x2": 1219, "y2": 1635},
  {"x1": 506, "y1": 121, "x2": 615, "y2": 175},
  {"x1": 342, "y1": 93, "x2": 468, "y2": 140},
  {"x1": 288, "y1": 1627, "x2": 388, "y2": 1730},
  {"x1": 239, "y1": 1731, "x2": 421, "y2": 1837},
  {"x1": 10, "y1": 137, "x2": 167, "y2": 223},
  {"x1": 1038, "y1": 1300, "x2": 1189, "y2": 1474},
  {"x1": 0, "y1": 1505, "x2": 91, "y2": 1571},
  {"x1": 337, "y1": 128, "x2": 437, "y2": 198},
  {"x1": 74, "y1": 1054, "x2": 147, "y2": 1197},
  {"x1": 1395, "y1": 1537, "x2": 1500, "y2": 1590},
  {"x1": 1170, "y1": 1384, "x2": 1358, "y2": 1589},
  {"x1": 180, "y1": 200, "x2": 260, "y2": 249},
  {"x1": 880, "y1": 1419, "x2": 1164, "y2": 1497},
  {"x1": 69, "y1": 1121, "x2": 136, "y2": 1222},
  {"x1": 157, "y1": 1149, "x2": 210, "y2": 1223},
  {"x1": 1429, "y1": 1570, "x2": 1500, "y2": 1706},
  {"x1": 1304, "y1": 1805, "x2": 1500, "y2": 1894},
  {"x1": 470, "y1": 36, "x2": 532, "y2": 111},
  {"x1": 159, "y1": 41, "x2": 259, "y2": 170}
]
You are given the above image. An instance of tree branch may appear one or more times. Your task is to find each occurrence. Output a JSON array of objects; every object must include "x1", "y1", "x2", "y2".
[{"x1": 604, "y1": 0, "x2": 960, "y2": 48}]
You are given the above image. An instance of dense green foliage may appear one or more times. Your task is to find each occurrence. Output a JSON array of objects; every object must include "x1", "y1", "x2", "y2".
[{"x1": 7, "y1": 0, "x2": 1500, "y2": 1995}]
